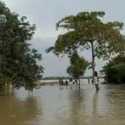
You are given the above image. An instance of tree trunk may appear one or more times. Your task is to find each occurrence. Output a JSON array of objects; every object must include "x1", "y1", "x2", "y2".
[
  {"x1": 78, "y1": 79, "x2": 80, "y2": 89},
  {"x1": 90, "y1": 41, "x2": 95, "y2": 84}
]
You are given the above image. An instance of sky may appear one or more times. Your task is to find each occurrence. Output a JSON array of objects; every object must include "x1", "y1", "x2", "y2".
[{"x1": 3, "y1": 0, "x2": 125, "y2": 77}]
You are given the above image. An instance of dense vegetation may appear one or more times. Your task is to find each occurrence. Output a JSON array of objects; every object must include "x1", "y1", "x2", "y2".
[
  {"x1": 0, "y1": 2, "x2": 43, "y2": 88},
  {"x1": 67, "y1": 52, "x2": 88, "y2": 79},
  {"x1": 103, "y1": 55, "x2": 125, "y2": 84}
]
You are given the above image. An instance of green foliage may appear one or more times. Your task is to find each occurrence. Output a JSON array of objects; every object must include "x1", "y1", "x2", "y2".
[
  {"x1": 67, "y1": 52, "x2": 88, "y2": 78},
  {"x1": 0, "y1": 2, "x2": 43, "y2": 87},
  {"x1": 54, "y1": 11, "x2": 125, "y2": 58},
  {"x1": 103, "y1": 55, "x2": 125, "y2": 83}
]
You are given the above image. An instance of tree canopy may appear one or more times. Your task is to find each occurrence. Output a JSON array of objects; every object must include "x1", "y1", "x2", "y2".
[
  {"x1": 67, "y1": 52, "x2": 88, "y2": 79},
  {"x1": 103, "y1": 55, "x2": 125, "y2": 83},
  {"x1": 55, "y1": 11, "x2": 125, "y2": 57},
  {"x1": 0, "y1": 2, "x2": 43, "y2": 87}
]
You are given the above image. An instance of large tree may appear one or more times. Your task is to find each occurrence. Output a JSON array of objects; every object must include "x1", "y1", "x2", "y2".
[
  {"x1": 0, "y1": 2, "x2": 43, "y2": 88},
  {"x1": 49, "y1": 11, "x2": 125, "y2": 85}
]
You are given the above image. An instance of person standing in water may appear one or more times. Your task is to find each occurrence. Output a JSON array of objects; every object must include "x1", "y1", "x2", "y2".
[{"x1": 94, "y1": 71, "x2": 99, "y2": 91}]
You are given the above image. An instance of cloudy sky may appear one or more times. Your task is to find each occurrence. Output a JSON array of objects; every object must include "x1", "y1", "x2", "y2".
[{"x1": 3, "y1": 0, "x2": 125, "y2": 77}]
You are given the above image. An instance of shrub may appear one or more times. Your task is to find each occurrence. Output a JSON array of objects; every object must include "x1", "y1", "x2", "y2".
[{"x1": 103, "y1": 55, "x2": 125, "y2": 83}]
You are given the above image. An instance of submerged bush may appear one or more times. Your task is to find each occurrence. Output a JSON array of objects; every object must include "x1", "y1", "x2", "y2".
[
  {"x1": 103, "y1": 55, "x2": 125, "y2": 83},
  {"x1": 67, "y1": 52, "x2": 88, "y2": 79}
]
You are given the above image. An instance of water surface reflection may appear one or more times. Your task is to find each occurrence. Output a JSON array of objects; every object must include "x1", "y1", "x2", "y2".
[{"x1": 0, "y1": 83, "x2": 125, "y2": 125}]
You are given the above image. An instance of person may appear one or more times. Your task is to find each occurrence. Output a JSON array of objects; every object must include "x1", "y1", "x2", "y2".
[
  {"x1": 88, "y1": 78, "x2": 90, "y2": 84},
  {"x1": 65, "y1": 80, "x2": 69, "y2": 86},
  {"x1": 94, "y1": 71, "x2": 99, "y2": 91},
  {"x1": 59, "y1": 78, "x2": 63, "y2": 85}
]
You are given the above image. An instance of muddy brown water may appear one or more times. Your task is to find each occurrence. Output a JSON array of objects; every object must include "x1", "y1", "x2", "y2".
[{"x1": 0, "y1": 81, "x2": 125, "y2": 125}]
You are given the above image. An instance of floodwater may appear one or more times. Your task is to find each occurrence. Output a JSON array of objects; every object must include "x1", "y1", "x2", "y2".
[{"x1": 0, "y1": 81, "x2": 125, "y2": 125}]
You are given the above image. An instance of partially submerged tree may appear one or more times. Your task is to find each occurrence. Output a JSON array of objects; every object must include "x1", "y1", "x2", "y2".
[
  {"x1": 50, "y1": 11, "x2": 125, "y2": 85},
  {"x1": 103, "y1": 55, "x2": 125, "y2": 83},
  {"x1": 67, "y1": 52, "x2": 88, "y2": 79},
  {"x1": 0, "y1": 2, "x2": 43, "y2": 88}
]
